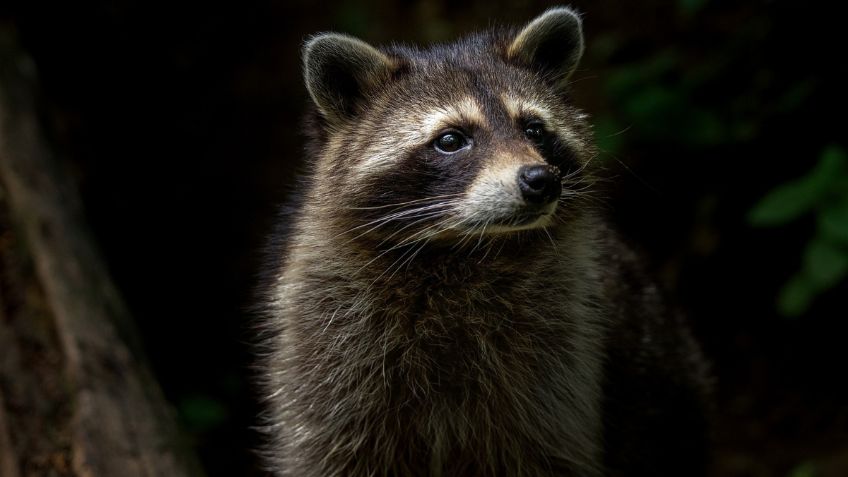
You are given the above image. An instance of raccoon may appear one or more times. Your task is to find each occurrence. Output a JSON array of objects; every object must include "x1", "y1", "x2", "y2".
[{"x1": 258, "y1": 7, "x2": 712, "y2": 477}]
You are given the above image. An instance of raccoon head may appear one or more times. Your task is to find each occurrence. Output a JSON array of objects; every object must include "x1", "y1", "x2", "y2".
[{"x1": 303, "y1": 7, "x2": 596, "y2": 247}]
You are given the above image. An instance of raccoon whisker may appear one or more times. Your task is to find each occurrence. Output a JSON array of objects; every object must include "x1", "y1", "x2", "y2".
[
  {"x1": 401, "y1": 223, "x2": 457, "y2": 256},
  {"x1": 566, "y1": 181, "x2": 595, "y2": 193},
  {"x1": 452, "y1": 214, "x2": 494, "y2": 250},
  {"x1": 350, "y1": 241, "x2": 413, "y2": 282},
  {"x1": 551, "y1": 213, "x2": 569, "y2": 226},
  {"x1": 336, "y1": 202, "x2": 459, "y2": 242},
  {"x1": 561, "y1": 166, "x2": 588, "y2": 182},
  {"x1": 601, "y1": 153, "x2": 661, "y2": 195},
  {"x1": 566, "y1": 73, "x2": 599, "y2": 86},
  {"x1": 388, "y1": 239, "x2": 431, "y2": 282},
  {"x1": 350, "y1": 201, "x2": 457, "y2": 231},
  {"x1": 561, "y1": 180, "x2": 594, "y2": 193},
  {"x1": 386, "y1": 215, "x2": 456, "y2": 252},
  {"x1": 468, "y1": 219, "x2": 492, "y2": 256},
  {"x1": 421, "y1": 216, "x2": 460, "y2": 241},
  {"x1": 375, "y1": 210, "x2": 457, "y2": 248},
  {"x1": 451, "y1": 224, "x2": 478, "y2": 251},
  {"x1": 600, "y1": 124, "x2": 633, "y2": 139},
  {"x1": 559, "y1": 188, "x2": 606, "y2": 209},
  {"x1": 491, "y1": 235, "x2": 509, "y2": 261},
  {"x1": 377, "y1": 242, "x2": 422, "y2": 285},
  {"x1": 351, "y1": 215, "x2": 455, "y2": 283},
  {"x1": 559, "y1": 158, "x2": 593, "y2": 182},
  {"x1": 541, "y1": 227, "x2": 559, "y2": 255},
  {"x1": 345, "y1": 193, "x2": 464, "y2": 211},
  {"x1": 560, "y1": 176, "x2": 594, "y2": 191},
  {"x1": 456, "y1": 233, "x2": 476, "y2": 251},
  {"x1": 560, "y1": 190, "x2": 593, "y2": 201},
  {"x1": 563, "y1": 173, "x2": 595, "y2": 186},
  {"x1": 559, "y1": 179, "x2": 597, "y2": 198},
  {"x1": 350, "y1": 235, "x2": 439, "y2": 316},
  {"x1": 476, "y1": 236, "x2": 499, "y2": 264},
  {"x1": 570, "y1": 179, "x2": 600, "y2": 193},
  {"x1": 458, "y1": 221, "x2": 488, "y2": 250}
]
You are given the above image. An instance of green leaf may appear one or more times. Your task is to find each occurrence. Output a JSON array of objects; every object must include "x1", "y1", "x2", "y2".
[
  {"x1": 819, "y1": 197, "x2": 848, "y2": 243},
  {"x1": 622, "y1": 86, "x2": 677, "y2": 121},
  {"x1": 682, "y1": 109, "x2": 726, "y2": 146},
  {"x1": 679, "y1": 0, "x2": 707, "y2": 15},
  {"x1": 820, "y1": 145, "x2": 848, "y2": 195},
  {"x1": 774, "y1": 80, "x2": 816, "y2": 113},
  {"x1": 749, "y1": 145, "x2": 848, "y2": 226},
  {"x1": 604, "y1": 52, "x2": 678, "y2": 99},
  {"x1": 777, "y1": 274, "x2": 816, "y2": 318},
  {"x1": 802, "y1": 237, "x2": 848, "y2": 289},
  {"x1": 335, "y1": 5, "x2": 374, "y2": 38},
  {"x1": 179, "y1": 395, "x2": 228, "y2": 432},
  {"x1": 779, "y1": 236, "x2": 848, "y2": 317},
  {"x1": 788, "y1": 462, "x2": 818, "y2": 477},
  {"x1": 749, "y1": 178, "x2": 825, "y2": 226}
]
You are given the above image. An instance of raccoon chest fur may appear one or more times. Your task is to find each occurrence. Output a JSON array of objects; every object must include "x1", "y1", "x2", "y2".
[
  {"x1": 298, "y1": 239, "x2": 603, "y2": 388},
  {"x1": 259, "y1": 6, "x2": 712, "y2": 477},
  {"x1": 272, "y1": 237, "x2": 607, "y2": 476}
]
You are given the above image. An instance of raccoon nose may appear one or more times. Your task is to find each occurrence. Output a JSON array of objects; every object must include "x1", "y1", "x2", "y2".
[{"x1": 518, "y1": 165, "x2": 562, "y2": 204}]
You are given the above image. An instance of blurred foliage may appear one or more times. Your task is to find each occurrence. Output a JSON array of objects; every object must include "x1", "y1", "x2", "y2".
[
  {"x1": 597, "y1": 50, "x2": 731, "y2": 154},
  {"x1": 749, "y1": 146, "x2": 848, "y2": 317},
  {"x1": 678, "y1": 0, "x2": 708, "y2": 16},
  {"x1": 788, "y1": 462, "x2": 818, "y2": 477},
  {"x1": 589, "y1": 0, "x2": 847, "y2": 322},
  {"x1": 593, "y1": 2, "x2": 761, "y2": 155},
  {"x1": 179, "y1": 395, "x2": 230, "y2": 434}
]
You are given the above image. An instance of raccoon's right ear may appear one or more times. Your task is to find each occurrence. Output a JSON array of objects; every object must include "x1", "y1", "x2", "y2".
[
  {"x1": 506, "y1": 7, "x2": 585, "y2": 89},
  {"x1": 303, "y1": 33, "x2": 396, "y2": 124}
]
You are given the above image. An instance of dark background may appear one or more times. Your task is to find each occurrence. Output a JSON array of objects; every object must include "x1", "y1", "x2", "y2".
[{"x1": 2, "y1": 0, "x2": 847, "y2": 475}]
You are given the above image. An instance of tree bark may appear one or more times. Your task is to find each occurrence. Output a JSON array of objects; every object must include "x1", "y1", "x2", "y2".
[
  {"x1": 0, "y1": 390, "x2": 21, "y2": 477},
  {"x1": 0, "y1": 27, "x2": 204, "y2": 477}
]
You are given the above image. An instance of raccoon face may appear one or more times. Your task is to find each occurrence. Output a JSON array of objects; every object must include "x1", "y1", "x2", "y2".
[{"x1": 303, "y1": 7, "x2": 593, "y2": 245}]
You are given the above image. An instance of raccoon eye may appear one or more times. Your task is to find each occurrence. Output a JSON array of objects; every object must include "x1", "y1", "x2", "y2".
[
  {"x1": 434, "y1": 131, "x2": 468, "y2": 154},
  {"x1": 524, "y1": 121, "x2": 548, "y2": 146}
]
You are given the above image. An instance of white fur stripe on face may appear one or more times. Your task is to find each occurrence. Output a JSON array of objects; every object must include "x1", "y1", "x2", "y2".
[
  {"x1": 353, "y1": 96, "x2": 486, "y2": 176},
  {"x1": 500, "y1": 93, "x2": 553, "y2": 125},
  {"x1": 499, "y1": 93, "x2": 582, "y2": 146}
]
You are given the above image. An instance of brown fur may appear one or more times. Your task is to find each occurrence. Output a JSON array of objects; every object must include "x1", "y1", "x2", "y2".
[{"x1": 258, "y1": 7, "x2": 711, "y2": 476}]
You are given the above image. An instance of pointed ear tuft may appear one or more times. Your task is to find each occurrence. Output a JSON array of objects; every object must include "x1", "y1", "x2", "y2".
[
  {"x1": 506, "y1": 7, "x2": 585, "y2": 89},
  {"x1": 303, "y1": 33, "x2": 394, "y2": 124}
]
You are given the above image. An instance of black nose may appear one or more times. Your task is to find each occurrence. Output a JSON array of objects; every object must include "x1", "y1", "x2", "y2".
[{"x1": 517, "y1": 165, "x2": 562, "y2": 204}]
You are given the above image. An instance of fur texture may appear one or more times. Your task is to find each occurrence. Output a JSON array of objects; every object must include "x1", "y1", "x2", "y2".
[{"x1": 258, "y1": 7, "x2": 711, "y2": 476}]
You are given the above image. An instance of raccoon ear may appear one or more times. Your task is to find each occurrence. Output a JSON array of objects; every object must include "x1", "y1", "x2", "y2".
[
  {"x1": 303, "y1": 33, "x2": 395, "y2": 123},
  {"x1": 506, "y1": 7, "x2": 585, "y2": 88}
]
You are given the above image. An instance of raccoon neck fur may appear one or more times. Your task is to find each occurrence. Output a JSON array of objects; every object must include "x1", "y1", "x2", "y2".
[{"x1": 268, "y1": 199, "x2": 609, "y2": 475}]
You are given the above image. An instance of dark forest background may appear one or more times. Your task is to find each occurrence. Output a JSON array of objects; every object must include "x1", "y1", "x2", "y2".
[{"x1": 2, "y1": 0, "x2": 847, "y2": 475}]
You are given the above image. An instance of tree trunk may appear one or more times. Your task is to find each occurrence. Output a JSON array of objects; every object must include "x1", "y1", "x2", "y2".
[{"x1": 0, "y1": 27, "x2": 204, "y2": 477}]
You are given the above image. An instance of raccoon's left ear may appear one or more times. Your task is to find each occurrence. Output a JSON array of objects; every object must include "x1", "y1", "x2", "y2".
[
  {"x1": 506, "y1": 7, "x2": 585, "y2": 89},
  {"x1": 303, "y1": 33, "x2": 396, "y2": 124}
]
